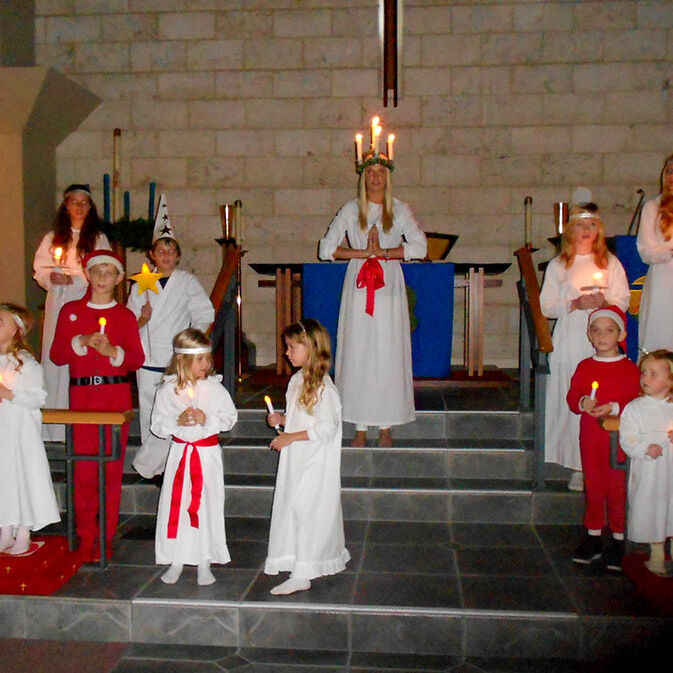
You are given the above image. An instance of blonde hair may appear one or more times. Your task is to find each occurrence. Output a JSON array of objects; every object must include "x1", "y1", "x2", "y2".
[
  {"x1": 357, "y1": 163, "x2": 393, "y2": 233},
  {"x1": 639, "y1": 349, "x2": 673, "y2": 400},
  {"x1": 0, "y1": 303, "x2": 34, "y2": 372},
  {"x1": 165, "y1": 328, "x2": 213, "y2": 392},
  {"x1": 658, "y1": 153, "x2": 673, "y2": 241},
  {"x1": 283, "y1": 318, "x2": 331, "y2": 414},
  {"x1": 559, "y1": 203, "x2": 609, "y2": 270}
]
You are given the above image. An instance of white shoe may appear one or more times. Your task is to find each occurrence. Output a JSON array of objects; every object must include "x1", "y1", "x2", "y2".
[{"x1": 568, "y1": 471, "x2": 584, "y2": 492}]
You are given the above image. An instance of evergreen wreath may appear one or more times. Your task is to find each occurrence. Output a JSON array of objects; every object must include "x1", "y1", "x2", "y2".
[{"x1": 102, "y1": 217, "x2": 154, "y2": 252}]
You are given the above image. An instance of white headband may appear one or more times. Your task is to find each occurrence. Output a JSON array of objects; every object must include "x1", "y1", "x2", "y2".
[
  {"x1": 569, "y1": 211, "x2": 601, "y2": 223},
  {"x1": 12, "y1": 313, "x2": 26, "y2": 335},
  {"x1": 85, "y1": 254, "x2": 124, "y2": 275},
  {"x1": 174, "y1": 346, "x2": 211, "y2": 354}
]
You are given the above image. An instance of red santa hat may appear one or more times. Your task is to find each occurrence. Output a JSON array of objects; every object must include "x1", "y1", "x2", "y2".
[
  {"x1": 588, "y1": 305, "x2": 626, "y2": 333},
  {"x1": 82, "y1": 249, "x2": 125, "y2": 275}
]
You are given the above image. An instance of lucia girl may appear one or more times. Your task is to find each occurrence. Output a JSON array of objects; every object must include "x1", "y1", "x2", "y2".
[
  {"x1": 151, "y1": 328, "x2": 237, "y2": 586},
  {"x1": 619, "y1": 350, "x2": 673, "y2": 576},
  {"x1": 265, "y1": 318, "x2": 350, "y2": 595},
  {"x1": 540, "y1": 203, "x2": 630, "y2": 490},
  {"x1": 0, "y1": 303, "x2": 59, "y2": 555}
]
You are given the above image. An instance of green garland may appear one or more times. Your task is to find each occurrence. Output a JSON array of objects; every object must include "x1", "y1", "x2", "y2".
[{"x1": 102, "y1": 218, "x2": 154, "y2": 252}]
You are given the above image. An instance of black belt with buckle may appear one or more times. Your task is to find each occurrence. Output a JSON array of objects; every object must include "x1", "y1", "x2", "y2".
[{"x1": 70, "y1": 375, "x2": 129, "y2": 386}]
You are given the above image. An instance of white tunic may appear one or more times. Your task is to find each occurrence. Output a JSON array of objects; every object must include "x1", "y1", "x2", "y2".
[
  {"x1": 540, "y1": 253, "x2": 630, "y2": 469},
  {"x1": 637, "y1": 196, "x2": 673, "y2": 352},
  {"x1": 265, "y1": 372, "x2": 350, "y2": 580},
  {"x1": 620, "y1": 395, "x2": 673, "y2": 543},
  {"x1": 151, "y1": 375, "x2": 237, "y2": 566},
  {"x1": 0, "y1": 352, "x2": 60, "y2": 531},
  {"x1": 127, "y1": 269, "x2": 214, "y2": 478},
  {"x1": 319, "y1": 198, "x2": 427, "y2": 427},
  {"x1": 33, "y1": 230, "x2": 110, "y2": 441}
]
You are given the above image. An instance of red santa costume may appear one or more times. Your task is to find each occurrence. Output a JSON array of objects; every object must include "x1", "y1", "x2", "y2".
[{"x1": 50, "y1": 251, "x2": 144, "y2": 558}]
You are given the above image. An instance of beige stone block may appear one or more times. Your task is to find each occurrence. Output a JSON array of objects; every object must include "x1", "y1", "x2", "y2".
[
  {"x1": 452, "y1": 67, "x2": 510, "y2": 95},
  {"x1": 101, "y1": 13, "x2": 158, "y2": 41},
  {"x1": 158, "y1": 72, "x2": 215, "y2": 99},
  {"x1": 35, "y1": 0, "x2": 75, "y2": 16},
  {"x1": 165, "y1": 189, "x2": 219, "y2": 217},
  {"x1": 273, "y1": 70, "x2": 332, "y2": 98},
  {"x1": 131, "y1": 41, "x2": 186, "y2": 72},
  {"x1": 482, "y1": 33, "x2": 543, "y2": 65},
  {"x1": 214, "y1": 10, "x2": 273, "y2": 38},
  {"x1": 395, "y1": 187, "x2": 452, "y2": 216},
  {"x1": 603, "y1": 29, "x2": 667, "y2": 61},
  {"x1": 56, "y1": 131, "x2": 106, "y2": 159},
  {"x1": 511, "y1": 65, "x2": 572, "y2": 93},
  {"x1": 78, "y1": 100, "x2": 131, "y2": 130},
  {"x1": 214, "y1": 188, "x2": 275, "y2": 217},
  {"x1": 78, "y1": 73, "x2": 158, "y2": 100},
  {"x1": 216, "y1": 130, "x2": 274, "y2": 157},
  {"x1": 632, "y1": 124, "x2": 673, "y2": 152},
  {"x1": 57, "y1": 158, "x2": 110, "y2": 189},
  {"x1": 511, "y1": 126, "x2": 571, "y2": 153},
  {"x1": 542, "y1": 93, "x2": 604, "y2": 124},
  {"x1": 187, "y1": 157, "x2": 247, "y2": 188},
  {"x1": 273, "y1": 9, "x2": 331, "y2": 37},
  {"x1": 411, "y1": 127, "x2": 452, "y2": 155},
  {"x1": 574, "y1": 1, "x2": 636, "y2": 30},
  {"x1": 182, "y1": 245, "x2": 221, "y2": 278},
  {"x1": 303, "y1": 156, "x2": 354, "y2": 189},
  {"x1": 132, "y1": 101, "x2": 187, "y2": 130},
  {"x1": 245, "y1": 99, "x2": 303, "y2": 128},
  {"x1": 540, "y1": 154, "x2": 603, "y2": 186},
  {"x1": 403, "y1": 67, "x2": 451, "y2": 96},
  {"x1": 421, "y1": 34, "x2": 481, "y2": 66},
  {"x1": 638, "y1": 1, "x2": 673, "y2": 28},
  {"x1": 331, "y1": 69, "x2": 379, "y2": 97},
  {"x1": 421, "y1": 155, "x2": 480, "y2": 186},
  {"x1": 332, "y1": 7, "x2": 377, "y2": 37},
  {"x1": 603, "y1": 152, "x2": 664, "y2": 183},
  {"x1": 304, "y1": 37, "x2": 363, "y2": 68},
  {"x1": 120, "y1": 131, "x2": 159, "y2": 159},
  {"x1": 159, "y1": 12, "x2": 215, "y2": 40},
  {"x1": 245, "y1": 157, "x2": 304, "y2": 187},
  {"x1": 574, "y1": 63, "x2": 636, "y2": 93},
  {"x1": 403, "y1": 35, "x2": 422, "y2": 67},
  {"x1": 603, "y1": 90, "x2": 666, "y2": 123},
  {"x1": 362, "y1": 98, "x2": 423, "y2": 127},
  {"x1": 159, "y1": 130, "x2": 217, "y2": 158},
  {"x1": 188, "y1": 100, "x2": 246, "y2": 129},
  {"x1": 243, "y1": 38, "x2": 302, "y2": 69},
  {"x1": 274, "y1": 189, "x2": 333, "y2": 216},
  {"x1": 481, "y1": 155, "x2": 542, "y2": 186},
  {"x1": 182, "y1": 215, "x2": 221, "y2": 247},
  {"x1": 405, "y1": 6, "x2": 452, "y2": 34},
  {"x1": 633, "y1": 62, "x2": 673, "y2": 92},
  {"x1": 449, "y1": 128, "x2": 512, "y2": 155},
  {"x1": 422, "y1": 95, "x2": 482, "y2": 126},
  {"x1": 483, "y1": 94, "x2": 542, "y2": 126},
  {"x1": 453, "y1": 5, "x2": 512, "y2": 33},
  {"x1": 215, "y1": 71, "x2": 273, "y2": 98},
  {"x1": 513, "y1": 3, "x2": 573, "y2": 32},
  {"x1": 571, "y1": 125, "x2": 633, "y2": 153},
  {"x1": 131, "y1": 158, "x2": 188, "y2": 189},
  {"x1": 186, "y1": 39, "x2": 243, "y2": 70},
  {"x1": 450, "y1": 188, "x2": 510, "y2": 215},
  {"x1": 44, "y1": 16, "x2": 100, "y2": 43},
  {"x1": 303, "y1": 98, "x2": 361, "y2": 129},
  {"x1": 391, "y1": 158, "x2": 422, "y2": 188},
  {"x1": 542, "y1": 31, "x2": 606, "y2": 63},
  {"x1": 35, "y1": 43, "x2": 76, "y2": 70},
  {"x1": 75, "y1": 42, "x2": 129, "y2": 72},
  {"x1": 74, "y1": 0, "x2": 128, "y2": 12},
  {"x1": 35, "y1": 17, "x2": 46, "y2": 44},
  {"x1": 273, "y1": 129, "x2": 325, "y2": 156}
]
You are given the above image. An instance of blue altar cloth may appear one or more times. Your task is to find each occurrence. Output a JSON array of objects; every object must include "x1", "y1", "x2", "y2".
[{"x1": 302, "y1": 262, "x2": 455, "y2": 378}]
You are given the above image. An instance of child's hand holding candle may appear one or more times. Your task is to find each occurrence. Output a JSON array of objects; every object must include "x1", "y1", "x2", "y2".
[{"x1": 265, "y1": 395, "x2": 283, "y2": 432}]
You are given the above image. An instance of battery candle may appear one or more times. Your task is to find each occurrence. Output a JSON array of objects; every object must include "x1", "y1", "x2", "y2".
[
  {"x1": 590, "y1": 381, "x2": 599, "y2": 400},
  {"x1": 98, "y1": 317, "x2": 106, "y2": 334}
]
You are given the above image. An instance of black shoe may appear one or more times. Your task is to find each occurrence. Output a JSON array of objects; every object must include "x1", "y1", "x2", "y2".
[
  {"x1": 572, "y1": 533, "x2": 602, "y2": 564},
  {"x1": 603, "y1": 537, "x2": 624, "y2": 571}
]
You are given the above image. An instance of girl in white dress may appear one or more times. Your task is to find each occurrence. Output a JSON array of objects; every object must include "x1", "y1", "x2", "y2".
[
  {"x1": 637, "y1": 154, "x2": 673, "y2": 352},
  {"x1": 265, "y1": 318, "x2": 350, "y2": 595},
  {"x1": 0, "y1": 303, "x2": 59, "y2": 555},
  {"x1": 620, "y1": 350, "x2": 673, "y2": 576},
  {"x1": 540, "y1": 204, "x2": 630, "y2": 490},
  {"x1": 33, "y1": 184, "x2": 110, "y2": 441},
  {"x1": 151, "y1": 329, "x2": 237, "y2": 586}
]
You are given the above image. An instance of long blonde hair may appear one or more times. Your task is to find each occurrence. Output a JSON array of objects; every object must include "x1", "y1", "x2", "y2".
[
  {"x1": 0, "y1": 303, "x2": 34, "y2": 372},
  {"x1": 638, "y1": 349, "x2": 673, "y2": 401},
  {"x1": 559, "y1": 203, "x2": 609, "y2": 270},
  {"x1": 164, "y1": 328, "x2": 214, "y2": 393},
  {"x1": 658, "y1": 153, "x2": 673, "y2": 241},
  {"x1": 283, "y1": 318, "x2": 331, "y2": 414},
  {"x1": 357, "y1": 165, "x2": 393, "y2": 233}
]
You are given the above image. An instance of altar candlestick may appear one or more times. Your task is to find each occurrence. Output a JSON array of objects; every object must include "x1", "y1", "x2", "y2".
[
  {"x1": 98, "y1": 317, "x2": 106, "y2": 334},
  {"x1": 590, "y1": 381, "x2": 599, "y2": 400}
]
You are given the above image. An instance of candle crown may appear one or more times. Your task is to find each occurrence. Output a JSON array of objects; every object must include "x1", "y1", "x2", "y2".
[{"x1": 355, "y1": 117, "x2": 396, "y2": 174}]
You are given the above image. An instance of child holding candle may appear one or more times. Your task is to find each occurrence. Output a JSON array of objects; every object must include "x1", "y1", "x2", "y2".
[
  {"x1": 33, "y1": 184, "x2": 110, "y2": 441},
  {"x1": 0, "y1": 303, "x2": 60, "y2": 555},
  {"x1": 540, "y1": 203, "x2": 630, "y2": 490},
  {"x1": 264, "y1": 319, "x2": 350, "y2": 595},
  {"x1": 566, "y1": 306, "x2": 641, "y2": 569},
  {"x1": 620, "y1": 350, "x2": 673, "y2": 576},
  {"x1": 151, "y1": 329, "x2": 237, "y2": 586},
  {"x1": 50, "y1": 250, "x2": 144, "y2": 562}
]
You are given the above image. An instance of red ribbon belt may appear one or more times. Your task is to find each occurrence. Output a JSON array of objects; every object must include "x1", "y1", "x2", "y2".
[
  {"x1": 167, "y1": 434, "x2": 219, "y2": 539},
  {"x1": 356, "y1": 257, "x2": 386, "y2": 316}
]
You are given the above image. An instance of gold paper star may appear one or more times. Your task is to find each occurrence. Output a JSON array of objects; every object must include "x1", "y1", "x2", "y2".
[{"x1": 130, "y1": 263, "x2": 163, "y2": 295}]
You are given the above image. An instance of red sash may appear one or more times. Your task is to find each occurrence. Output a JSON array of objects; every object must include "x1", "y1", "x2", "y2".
[
  {"x1": 167, "y1": 434, "x2": 219, "y2": 539},
  {"x1": 356, "y1": 256, "x2": 386, "y2": 316}
]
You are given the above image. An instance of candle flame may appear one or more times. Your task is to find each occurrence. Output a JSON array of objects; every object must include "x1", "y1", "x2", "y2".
[
  {"x1": 187, "y1": 386, "x2": 194, "y2": 399},
  {"x1": 591, "y1": 381, "x2": 599, "y2": 390},
  {"x1": 388, "y1": 134, "x2": 395, "y2": 142},
  {"x1": 355, "y1": 133, "x2": 362, "y2": 141},
  {"x1": 264, "y1": 395, "x2": 271, "y2": 405},
  {"x1": 593, "y1": 271, "x2": 603, "y2": 281},
  {"x1": 98, "y1": 317, "x2": 106, "y2": 328},
  {"x1": 375, "y1": 125, "x2": 382, "y2": 136},
  {"x1": 372, "y1": 116, "x2": 379, "y2": 126},
  {"x1": 54, "y1": 247, "x2": 63, "y2": 262}
]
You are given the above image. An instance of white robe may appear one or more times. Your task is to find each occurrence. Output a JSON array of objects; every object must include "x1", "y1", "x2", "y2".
[
  {"x1": 620, "y1": 395, "x2": 673, "y2": 543},
  {"x1": 33, "y1": 230, "x2": 110, "y2": 441},
  {"x1": 264, "y1": 372, "x2": 350, "y2": 580},
  {"x1": 127, "y1": 269, "x2": 214, "y2": 478},
  {"x1": 0, "y1": 352, "x2": 60, "y2": 531},
  {"x1": 637, "y1": 196, "x2": 673, "y2": 352},
  {"x1": 540, "y1": 253, "x2": 630, "y2": 469},
  {"x1": 151, "y1": 375, "x2": 237, "y2": 566},
  {"x1": 318, "y1": 198, "x2": 427, "y2": 427}
]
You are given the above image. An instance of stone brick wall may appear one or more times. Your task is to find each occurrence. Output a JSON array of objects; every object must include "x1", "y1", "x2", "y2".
[{"x1": 34, "y1": 0, "x2": 673, "y2": 368}]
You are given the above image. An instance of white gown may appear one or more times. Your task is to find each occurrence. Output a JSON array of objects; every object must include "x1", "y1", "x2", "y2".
[
  {"x1": 620, "y1": 395, "x2": 673, "y2": 543},
  {"x1": 0, "y1": 352, "x2": 60, "y2": 531},
  {"x1": 127, "y1": 269, "x2": 214, "y2": 478},
  {"x1": 637, "y1": 196, "x2": 673, "y2": 352},
  {"x1": 318, "y1": 198, "x2": 427, "y2": 427},
  {"x1": 33, "y1": 230, "x2": 110, "y2": 441},
  {"x1": 151, "y1": 375, "x2": 237, "y2": 566},
  {"x1": 540, "y1": 253, "x2": 630, "y2": 469},
  {"x1": 264, "y1": 372, "x2": 350, "y2": 580}
]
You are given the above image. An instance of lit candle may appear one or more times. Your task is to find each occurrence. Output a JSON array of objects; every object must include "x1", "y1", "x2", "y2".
[
  {"x1": 264, "y1": 395, "x2": 281, "y2": 431},
  {"x1": 387, "y1": 134, "x2": 395, "y2": 160},
  {"x1": 187, "y1": 385, "x2": 194, "y2": 407},
  {"x1": 98, "y1": 317, "x2": 106, "y2": 334},
  {"x1": 54, "y1": 247, "x2": 63, "y2": 265},
  {"x1": 590, "y1": 381, "x2": 599, "y2": 400},
  {"x1": 591, "y1": 271, "x2": 604, "y2": 295},
  {"x1": 371, "y1": 116, "x2": 379, "y2": 150},
  {"x1": 355, "y1": 133, "x2": 363, "y2": 163},
  {"x1": 374, "y1": 125, "x2": 382, "y2": 154}
]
